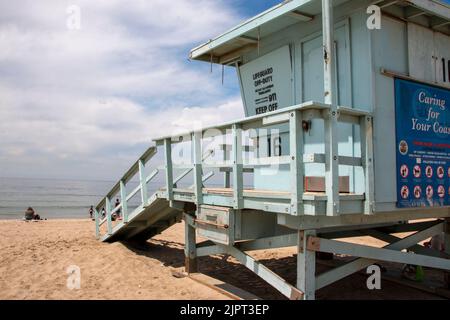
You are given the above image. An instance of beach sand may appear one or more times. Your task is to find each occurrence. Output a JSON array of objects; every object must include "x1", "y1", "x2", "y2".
[
  {"x1": 0, "y1": 219, "x2": 225, "y2": 300},
  {"x1": 0, "y1": 219, "x2": 447, "y2": 300}
]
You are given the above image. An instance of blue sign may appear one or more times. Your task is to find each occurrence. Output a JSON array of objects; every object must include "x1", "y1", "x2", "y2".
[{"x1": 395, "y1": 78, "x2": 450, "y2": 208}]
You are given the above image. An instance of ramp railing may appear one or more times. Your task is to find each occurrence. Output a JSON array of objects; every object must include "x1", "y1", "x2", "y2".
[
  {"x1": 94, "y1": 146, "x2": 159, "y2": 238},
  {"x1": 153, "y1": 101, "x2": 374, "y2": 217},
  {"x1": 94, "y1": 145, "x2": 216, "y2": 239}
]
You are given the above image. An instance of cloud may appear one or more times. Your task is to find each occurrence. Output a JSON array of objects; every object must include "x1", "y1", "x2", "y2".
[{"x1": 0, "y1": 0, "x2": 245, "y2": 179}]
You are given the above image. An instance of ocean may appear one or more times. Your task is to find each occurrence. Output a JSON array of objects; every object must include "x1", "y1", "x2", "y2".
[{"x1": 0, "y1": 177, "x2": 160, "y2": 220}]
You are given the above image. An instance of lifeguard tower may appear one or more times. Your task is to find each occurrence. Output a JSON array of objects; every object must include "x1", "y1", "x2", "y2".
[{"x1": 95, "y1": 0, "x2": 450, "y2": 299}]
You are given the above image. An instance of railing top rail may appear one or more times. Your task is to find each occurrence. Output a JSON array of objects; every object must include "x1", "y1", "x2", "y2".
[
  {"x1": 153, "y1": 101, "x2": 325, "y2": 142},
  {"x1": 152, "y1": 101, "x2": 372, "y2": 142}
]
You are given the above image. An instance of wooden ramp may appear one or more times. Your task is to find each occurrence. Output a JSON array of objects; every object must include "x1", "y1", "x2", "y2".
[{"x1": 100, "y1": 193, "x2": 183, "y2": 243}]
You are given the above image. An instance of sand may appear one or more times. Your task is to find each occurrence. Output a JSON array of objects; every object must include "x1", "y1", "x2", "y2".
[
  {"x1": 0, "y1": 219, "x2": 225, "y2": 300},
  {"x1": 0, "y1": 219, "x2": 447, "y2": 300}
]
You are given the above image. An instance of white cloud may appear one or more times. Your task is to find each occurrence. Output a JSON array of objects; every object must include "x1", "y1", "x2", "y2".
[{"x1": 0, "y1": 0, "x2": 245, "y2": 179}]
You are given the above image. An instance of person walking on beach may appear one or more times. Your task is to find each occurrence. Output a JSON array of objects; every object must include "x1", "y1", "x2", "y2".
[
  {"x1": 114, "y1": 198, "x2": 121, "y2": 220},
  {"x1": 89, "y1": 206, "x2": 94, "y2": 220}
]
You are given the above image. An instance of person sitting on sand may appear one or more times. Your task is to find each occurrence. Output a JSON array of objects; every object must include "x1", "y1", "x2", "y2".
[
  {"x1": 24, "y1": 207, "x2": 35, "y2": 221},
  {"x1": 24, "y1": 207, "x2": 41, "y2": 221}
]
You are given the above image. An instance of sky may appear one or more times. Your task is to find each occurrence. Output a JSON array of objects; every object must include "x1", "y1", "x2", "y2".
[
  {"x1": 0, "y1": 0, "x2": 283, "y2": 180},
  {"x1": 0, "y1": 0, "x2": 449, "y2": 181}
]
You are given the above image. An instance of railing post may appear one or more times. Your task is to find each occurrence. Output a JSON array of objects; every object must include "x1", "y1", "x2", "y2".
[
  {"x1": 322, "y1": 0, "x2": 340, "y2": 217},
  {"x1": 192, "y1": 131, "x2": 203, "y2": 205},
  {"x1": 223, "y1": 144, "x2": 231, "y2": 188},
  {"x1": 138, "y1": 159, "x2": 148, "y2": 205},
  {"x1": 289, "y1": 110, "x2": 304, "y2": 215},
  {"x1": 94, "y1": 208, "x2": 100, "y2": 239},
  {"x1": 360, "y1": 115, "x2": 375, "y2": 214},
  {"x1": 120, "y1": 180, "x2": 128, "y2": 223},
  {"x1": 164, "y1": 138, "x2": 174, "y2": 201},
  {"x1": 224, "y1": 172, "x2": 231, "y2": 188},
  {"x1": 324, "y1": 110, "x2": 340, "y2": 216},
  {"x1": 232, "y1": 124, "x2": 243, "y2": 209},
  {"x1": 106, "y1": 196, "x2": 112, "y2": 235}
]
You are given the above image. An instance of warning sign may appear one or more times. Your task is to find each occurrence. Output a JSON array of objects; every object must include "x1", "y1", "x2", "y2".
[
  {"x1": 239, "y1": 46, "x2": 293, "y2": 116},
  {"x1": 395, "y1": 78, "x2": 450, "y2": 208}
]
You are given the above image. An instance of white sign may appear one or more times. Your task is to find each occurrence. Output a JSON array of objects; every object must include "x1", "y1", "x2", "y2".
[{"x1": 239, "y1": 46, "x2": 293, "y2": 116}]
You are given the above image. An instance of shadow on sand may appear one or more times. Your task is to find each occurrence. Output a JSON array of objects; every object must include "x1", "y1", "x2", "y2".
[{"x1": 122, "y1": 239, "x2": 446, "y2": 300}]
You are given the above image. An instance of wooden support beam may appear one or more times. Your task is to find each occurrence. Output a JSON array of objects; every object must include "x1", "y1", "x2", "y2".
[
  {"x1": 236, "y1": 233, "x2": 298, "y2": 251},
  {"x1": 376, "y1": 220, "x2": 442, "y2": 234},
  {"x1": 315, "y1": 221, "x2": 446, "y2": 290},
  {"x1": 365, "y1": 229, "x2": 449, "y2": 259},
  {"x1": 286, "y1": 10, "x2": 314, "y2": 21},
  {"x1": 379, "y1": 0, "x2": 399, "y2": 9},
  {"x1": 184, "y1": 213, "x2": 198, "y2": 273},
  {"x1": 405, "y1": 7, "x2": 426, "y2": 20},
  {"x1": 237, "y1": 35, "x2": 258, "y2": 44},
  {"x1": 223, "y1": 245, "x2": 304, "y2": 300},
  {"x1": 297, "y1": 230, "x2": 316, "y2": 300},
  {"x1": 432, "y1": 20, "x2": 450, "y2": 30},
  {"x1": 218, "y1": 44, "x2": 257, "y2": 65},
  {"x1": 196, "y1": 245, "x2": 227, "y2": 257},
  {"x1": 309, "y1": 228, "x2": 450, "y2": 271}
]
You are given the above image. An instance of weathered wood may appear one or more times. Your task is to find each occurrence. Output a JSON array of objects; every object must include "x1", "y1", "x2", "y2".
[
  {"x1": 94, "y1": 208, "x2": 100, "y2": 239},
  {"x1": 120, "y1": 180, "x2": 128, "y2": 223},
  {"x1": 164, "y1": 138, "x2": 174, "y2": 201},
  {"x1": 232, "y1": 124, "x2": 243, "y2": 209},
  {"x1": 105, "y1": 196, "x2": 112, "y2": 235},
  {"x1": 360, "y1": 115, "x2": 375, "y2": 214},
  {"x1": 192, "y1": 131, "x2": 203, "y2": 205},
  {"x1": 223, "y1": 244, "x2": 304, "y2": 300},
  {"x1": 290, "y1": 110, "x2": 304, "y2": 216},
  {"x1": 138, "y1": 160, "x2": 148, "y2": 205},
  {"x1": 322, "y1": 0, "x2": 339, "y2": 218},
  {"x1": 184, "y1": 214, "x2": 197, "y2": 273},
  {"x1": 297, "y1": 230, "x2": 316, "y2": 300}
]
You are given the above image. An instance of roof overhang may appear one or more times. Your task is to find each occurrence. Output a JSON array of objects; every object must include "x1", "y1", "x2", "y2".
[
  {"x1": 376, "y1": 0, "x2": 450, "y2": 31},
  {"x1": 189, "y1": 0, "x2": 333, "y2": 64},
  {"x1": 189, "y1": 0, "x2": 450, "y2": 65}
]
